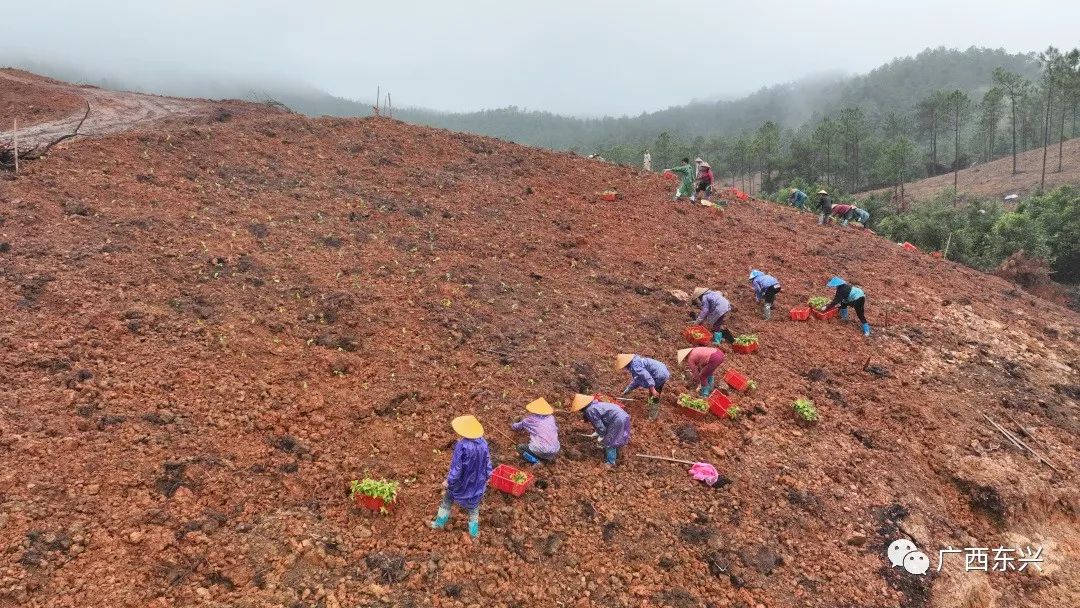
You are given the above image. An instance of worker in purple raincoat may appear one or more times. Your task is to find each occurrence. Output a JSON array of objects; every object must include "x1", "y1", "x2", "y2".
[
  {"x1": 431, "y1": 415, "x2": 492, "y2": 539},
  {"x1": 511, "y1": 398, "x2": 561, "y2": 465},
  {"x1": 616, "y1": 353, "x2": 670, "y2": 419},
  {"x1": 692, "y1": 287, "x2": 735, "y2": 345},
  {"x1": 570, "y1": 393, "x2": 631, "y2": 466},
  {"x1": 748, "y1": 269, "x2": 781, "y2": 320}
]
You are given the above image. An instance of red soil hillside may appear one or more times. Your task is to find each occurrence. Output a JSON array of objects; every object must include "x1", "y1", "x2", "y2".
[
  {"x1": 0, "y1": 77, "x2": 1078, "y2": 608},
  {"x1": 861, "y1": 137, "x2": 1080, "y2": 203},
  {"x1": 0, "y1": 69, "x2": 85, "y2": 130}
]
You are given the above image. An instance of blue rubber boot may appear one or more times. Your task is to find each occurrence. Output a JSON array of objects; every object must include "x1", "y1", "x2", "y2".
[
  {"x1": 701, "y1": 376, "x2": 715, "y2": 397},
  {"x1": 839, "y1": 308, "x2": 849, "y2": 321},
  {"x1": 862, "y1": 323, "x2": 871, "y2": 337},
  {"x1": 467, "y1": 518, "x2": 480, "y2": 539},
  {"x1": 521, "y1": 450, "x2": 540, "y2": 465},
  {"x1": 712, "y1": 331, "x2": 724, "y2": 345},
  {"x1": 431, "y1": 506, "x2": 450, "y2": 529},
  {"x1": 604, "y1": 447, "x2": 618, "y2": 465}
]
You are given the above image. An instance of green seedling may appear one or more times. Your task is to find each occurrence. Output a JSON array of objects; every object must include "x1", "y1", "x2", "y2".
[
  {"x1": 746, "y1": 380, "x2": 758, "y2": 391},
  {"x1": 793, "y1": 398, "x2": 819, "y2": 422},
  {"x1": 726, "y1": 406, "x2": 741, "y2": 420},
  {"x1": 677, "y1": 394, "x2": 709, "y2": 412},
  {"x1": 349, "y1": 477, "x2": 400, "y2": 513},
  {"x1": 807, "y1": 296, "x2": 830, "y2": 309},
  {"x1": 733, "y1": 334, "x2": 759, "y2": 346}
]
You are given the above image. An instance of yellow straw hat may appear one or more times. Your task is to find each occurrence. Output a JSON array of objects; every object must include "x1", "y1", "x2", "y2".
[
  {"x1": 692, "y1": 287, "x2": 709, "y2": 300},
  {"x1": 615, "y1": 353, "x2": 635, "y2": 369},
  {"x1": 677, "y1": 348, "x2": 693, "y2": 364},
  {"x1": 451, "y1": 415, "x2": 484, "y2": 439},
  {"x1": 570, "y1": 393, "x2": 594, "y2": 412},
  {"x1": 525, "y1": 398, "x2": 554, "y2": 415}
]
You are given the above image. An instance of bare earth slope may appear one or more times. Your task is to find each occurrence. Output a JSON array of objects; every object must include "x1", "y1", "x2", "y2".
[
  {"x1": 0, "y1": 78, "x2": 1078, "y2": 608},
  {"x1": 862, "y1": 137, "x2": 1080, "y2": 203}
]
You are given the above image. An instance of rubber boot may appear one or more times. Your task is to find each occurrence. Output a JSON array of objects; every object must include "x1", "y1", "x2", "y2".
[
  {"x1": 431, "y1": 506, "x2": 450, "y2": 530},
  {"x1": 701, "y1": 376, "x2": 715, "y2": 397},
  {"x1": 647, "y1": 396, "x2": 660, "y2": 420},
  {"x1": 862, "y1": 323, "x2": 871, "y2": 337},
  {"x1": 763, "y1": 303, "x2": 772, "y2": 320},
  {"x1": 467, "y1": 518, "x2": 479, "y2": 539},
  {"x1": 604, "y1": 447, "x2": 618, "y2": 466},
  {"x1": 521, "y1": 450, "x2": 540, "y2": 465},
  {"x1": 839, "y1": 308, "x2": 849, "y2": 321},
  {"x1": 712, "y1": 331, "x2": 724, "y2": 345}
]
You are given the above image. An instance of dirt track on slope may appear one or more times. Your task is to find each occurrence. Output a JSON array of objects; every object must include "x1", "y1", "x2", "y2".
[{"x1": 0, "y1": 69, "x2": 208, "y2": 149}]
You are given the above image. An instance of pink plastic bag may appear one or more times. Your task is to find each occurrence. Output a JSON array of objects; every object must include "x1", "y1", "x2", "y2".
[{"x1": 688, "y1": 462, "x2": 719, "y2": 486}]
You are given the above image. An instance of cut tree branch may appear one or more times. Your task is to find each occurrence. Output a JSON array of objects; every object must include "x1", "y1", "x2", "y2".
[{"x1": 2, "y1": 103, "x2": 92, "y2": 168}]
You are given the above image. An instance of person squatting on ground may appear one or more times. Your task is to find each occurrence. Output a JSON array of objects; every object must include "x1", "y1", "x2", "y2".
[
  {"x1": 692, "y1": 287, "x2": 735, "y2": 345},
  {"x1": 617, "y1": 353, "x2": 670, "y2": 420},
  {"x1": 431, "y1": 415, "x2": 493, "y2": 539},
  {"x1": 789, "y1": 188, "x2": 808, "y2": 210},
  {"x1": 694, "y1": 159, "x2": 713, "y2": 200},
  {"x1": 668, "y1": 158, "x2": 696, "y2": 202},
  {"x1": 748, "y1": 269, "x2": 781, "y2": 320},
  {"x1": 511, "y1": 398, "x2": 561, "y2": 465},
  {"x1": 677, "y1": 346, "x2": 725, "y2": 397},
  {"x1": 820, "y1": 276, "x2": 871, "y2": 336},
  {"x1": 817, "y1": 190, "x2": 833, "y2": 225},
  {"x1": 571, "y1": 393, "x2": 631, "y2": 466}
]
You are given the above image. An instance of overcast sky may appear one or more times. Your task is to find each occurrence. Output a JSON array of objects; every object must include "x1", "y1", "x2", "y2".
[{"x1": 2, "y1": 0, "x2": 1078, "y2": 116}]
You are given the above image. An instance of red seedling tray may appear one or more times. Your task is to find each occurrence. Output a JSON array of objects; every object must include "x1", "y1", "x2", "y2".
[
  {"x1": 723, "y1": 369, "x2": 750, "y2": 392},
  {"x1": 811, "y1": 308, "x2": 838, "y2": 320},
  {"x1": 677, "y1": 405, "x2": 707, "y2": 420},
  {"x1": 790, "y1": 307, "x2": 811, "y2": 321},
  {"x1": 683, "y1": 324, "x2": 713, "y2": 346},
  {"x1": 490, "y1": 464, "x2": 534, "y2": 497},
  {"x1": 355, "y1": 494, "x2": 397, "y2": 513},
  {"x1": 601, "y1": 192, "x2": 617, "y2": 202},
  {"x1": 732, "y1": 342, "x2": 759, "y2": 354},
  {"x1": 902, "y1": 241, "x2": 919, "y2": 253},
  {"x1": 708, "y1": 392, "x2": 734, "y2": 417}
]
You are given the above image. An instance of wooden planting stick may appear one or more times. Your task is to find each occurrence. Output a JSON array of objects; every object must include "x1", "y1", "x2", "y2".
[
  {"x1": 982, "y1": 413, "x2": 1063, "y2": 475},
  {"x1": 1005, "y1": 412, "x2": 1052, "y2": 453},
  {"x1": 635, "y1": 453, "x2": 696, "y2": 465}
]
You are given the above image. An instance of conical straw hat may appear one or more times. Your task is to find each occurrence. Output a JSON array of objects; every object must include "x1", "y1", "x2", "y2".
[
  {"x1": 525, "y1": 398, "x2": 554, "y2": 415},
  {"x1": 615, "y1": 353, "x2": 635, "y2": 369},
  {"x1": 570, "y1": 393, "x2": 594, "y2": 412},
  {"x1": 451, "y1": 415, "x2": 484, "y2": 439},
  {"x1": 677, "y1": 348, "x2": 693, "y2": 364}
]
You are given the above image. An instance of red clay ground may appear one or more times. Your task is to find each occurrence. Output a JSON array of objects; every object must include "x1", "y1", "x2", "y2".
[
  {"x1": 0, "y1": 77, "x2": 1078, "y2": 608},
  {"x1": 0, "y1": 69, "x2": 85, "y2": 130},
  {"x1": 861, "y1": 136, "x2": 1080, "y2": 203}
]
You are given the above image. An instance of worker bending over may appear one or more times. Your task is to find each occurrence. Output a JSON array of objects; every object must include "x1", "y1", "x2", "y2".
[
  {"x1": 571, "y1": 393, "x2": 631, "y2": 466},
  {"x1": 748, "y1": 269, "x2": 781, "y2": 320},
  {"x1": 617, "y1": 353, "x2": 670, "y2": 419},
  {"x1": 820, "y1": 276, "x2": 871, "y2": 336},
  {"x1": 668, "y1": 158, "x2": 696, "y2": 202},
  {"x1": 677, "y1": 346, "x2": 725, "y2": 397},
  {"x1": 511, "y1": 398, "x2": 561, "y2": 465},
  {"x1": 788, "y1": 188, "x2": 808, "y2": 210},
  {"x1": 431, "y1": 415, "x2": 493, "y2": 539},
  {"x1": 692, "y1": 287, "x2": 735, "y2": 345},
  {"x1": 817, "y1": 190, "x2": 833, "y2": 225}
]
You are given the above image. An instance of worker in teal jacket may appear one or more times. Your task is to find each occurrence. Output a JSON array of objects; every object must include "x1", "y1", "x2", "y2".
[
  {"x1": 667, "y1": 158, "x2": 696, "y2": 202},
  {"x1": 820, "y1": 276, "x2": 871, "y2": 336}
]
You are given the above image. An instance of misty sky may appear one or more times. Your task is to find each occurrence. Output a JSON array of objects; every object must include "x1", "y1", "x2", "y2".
[{"x1": 2, "y1": 0, "x2": 1078, "y2": 116}]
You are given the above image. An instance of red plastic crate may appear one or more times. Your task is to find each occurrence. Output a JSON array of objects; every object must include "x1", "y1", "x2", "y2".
[
  {"x1": 790, "y1": 307, "x2": 811, "y2": 321},
  {"x1": 731, "y1": 341, "x2": 759, "y2": 354},
  {"x1": 601, "y1": 192, "x2": 617, "y2": 202},
  {"x1": 354, "y1": 493, "x2": 397, "y2": 513},
  {"x1": 811, "y1": 308, "x2": 838, "y2": 320},
  {"x1": 708, "y1": 392, "x2": 734, "y2": 417},
  {"x1": 683, "y1": 325, "x2": 713, "y2": 346},
  {"x1": 663, "y1": 170, "x2": 678, "y2": 181},
  {"x1": 490, "y1": 464, "x2": 534, "y2": 497},
  {"x1": 677, "y1": 405, "x2": 707, "y2": 420},
  {"x1": 723, "y1": 369, "x2": 750, "y2": 392},
  {"x1": 902, "y1": 241, "x2": 919, "y2": 253}
]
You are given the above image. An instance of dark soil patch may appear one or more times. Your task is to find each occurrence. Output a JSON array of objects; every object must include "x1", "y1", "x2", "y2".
[
  {"x1": 366, "y1": 553, "x2": 409, "y2": 584},
  {"x1": 678, "y1": 523, "x2": 713, "y2": 545},
  {"x1": 154, "y1": 462, "x2": 187, "y2": 498},
  {"x1": 674, "y1": 423, "x2": 699, "y2": 443}
]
